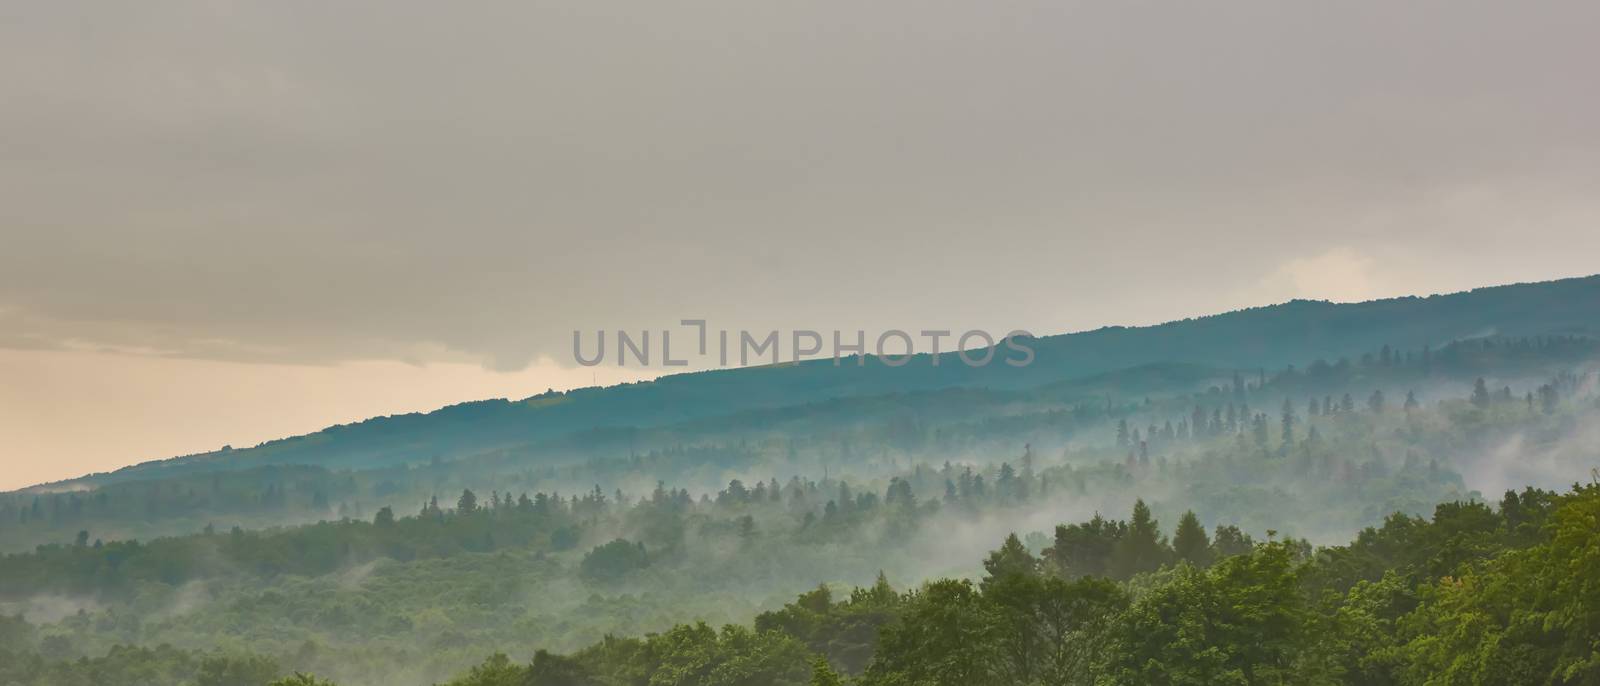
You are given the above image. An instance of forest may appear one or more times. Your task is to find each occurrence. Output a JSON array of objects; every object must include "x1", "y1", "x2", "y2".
[
  {"x1": 6, "y1": 0, "x2": 1599, "y2": 678},
  {"x1": 419, "y1": 478, "x2": 1600, "y2": 685},
  {"x1": 2, "y1": 283, "x2": 1599, "y2": 685}
]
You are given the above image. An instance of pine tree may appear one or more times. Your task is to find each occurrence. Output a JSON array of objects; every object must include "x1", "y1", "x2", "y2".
[
  {"x1": 1280, "y1": 399, "x2": 1295, "y2": 452},
  {"x1": 1472, "y1": 378, "x2": 1491, "y2": 408},
  {"x1": 997, "y1": 463, "x2": 1017, "y2": 502},
  {"x1": 1539, "y1": 384, "x2": 1559, "y2": 414},
  {"x1": 1172, "y1": 511, "x2": 1211, "y2": 566},
  {"x1": 1109, "y1": 499, "x2": 1169, "y2": 578}
]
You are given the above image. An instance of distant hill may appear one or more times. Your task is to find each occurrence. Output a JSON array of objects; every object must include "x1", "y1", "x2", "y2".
[{"x1": 31, "y1": 274, "x2": 1600, "y2": 490}]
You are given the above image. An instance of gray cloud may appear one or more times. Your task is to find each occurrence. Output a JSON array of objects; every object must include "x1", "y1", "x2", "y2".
[{"x1": 3, "y1": 0, "x2": 1599, "y2": 371}]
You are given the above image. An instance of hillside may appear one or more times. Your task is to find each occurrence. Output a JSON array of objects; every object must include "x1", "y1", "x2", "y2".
[
  {"x1": 29, "y1": 274, "x2": 1600, "y2": 491},
  {"x1": 3, "y1": 280, "x2": 1599, "y2": 685}
]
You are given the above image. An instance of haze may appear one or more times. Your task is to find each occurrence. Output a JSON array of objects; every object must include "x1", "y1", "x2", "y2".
[{"x1": 3, "y1": 0, "x2": 1599, "y2": 489}]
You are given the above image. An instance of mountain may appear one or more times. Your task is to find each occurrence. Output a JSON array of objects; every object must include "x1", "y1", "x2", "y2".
[{"x1": 34, "y1": 274, "x2": 1600, "y2": 490}]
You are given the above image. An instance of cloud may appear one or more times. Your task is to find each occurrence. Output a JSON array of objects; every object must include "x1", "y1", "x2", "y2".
[
  {"x1": 2, "y1": 1, "x2": 1599, "y2": 372},
  {"x1": 1259, "y1": 248, "x2": 1383, "y2": 303}
]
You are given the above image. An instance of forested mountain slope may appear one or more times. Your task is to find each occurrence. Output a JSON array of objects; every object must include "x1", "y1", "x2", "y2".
[
  {"x1": 6, "y1": 333, "x2": 1595, "y2": 553},
  {"x1": 2, "y1": 335, "x2": 1597, "y2": 685},
  {"x1": 30, "y1": 275, "x2": 1600, "y2": 489}
]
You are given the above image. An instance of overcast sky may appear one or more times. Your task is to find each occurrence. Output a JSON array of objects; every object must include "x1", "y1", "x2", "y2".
[{"x1": 3, "y1": 1, "x2": 1598, "y2": 488}]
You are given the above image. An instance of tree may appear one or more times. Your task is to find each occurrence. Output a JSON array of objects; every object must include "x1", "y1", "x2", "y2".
[
  {"x1": 885, "y1": 478, "x2": 916, "y2": 510},
  {"x1": 1033, "y1": 576, "x2": 1130, "y2": 683},
  {"x1": 809, "y1": 658, "x2": 843, "y2": 686},
  {"x1": 1538, "y1": 383, "x2": 1559, "y2": 414},
  {"x1": 1098, "y1": 543, "x2": 1309, "y2": 685},
  {"x1": 981, "y1": 535, "x2": 1047, "y2": 684},
  {"x1": 982, "y1": 533, "x2": 1039, "y2": 588},
  {"x1": 1280, "y1": 399, "x2": 1296, "y2": 453},
  {"x1": 862, "y1": 579, "x2": 999, "y2": 685},
  {"x1": 526, "y1": 649, "x2": 594, "y2": 685},
  {"x1": 1172, "y1": 511, "x2": 1211, "y2": 567},
  {"x1": 1379, "y1": 484, "x2": 1600, "y2": 683},
  {"x1": 441, "y1": 653, "x2": 525, "y2": 686},
  {"x1": 996, "y1": 464, "x2": 1017, "y2": 502},
  {"x1": 1211, "y1": 524, "x2": 1254, "y2": 559},
  {"x1": 457, "y1": 489, "x2": 478, "y2": 514},
  {"x1": 738, "y1": 514, "x2": 757, "y2": 542},
  {"x1": 1471, "y1": 377, "x2": 1491, "y2": 408},
  {"x1": 1108, "y1": 499, "x2": 1169, "y2": 579},
  {"x1": 1046, "y1": 514, "x2": 1125, "y2": 578},
  {"x1": 579, "y1": 539, "x2": 649, "y2": 582}
]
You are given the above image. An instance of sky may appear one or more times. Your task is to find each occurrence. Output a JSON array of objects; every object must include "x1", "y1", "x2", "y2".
[{"x1": 3, "y1": 1, "x2": 1599, "y2": 489}]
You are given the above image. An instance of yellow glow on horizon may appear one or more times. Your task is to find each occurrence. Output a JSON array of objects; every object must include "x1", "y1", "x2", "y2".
[{"x1": 0, "y1": 348, "x2": 654, "y2": 490}]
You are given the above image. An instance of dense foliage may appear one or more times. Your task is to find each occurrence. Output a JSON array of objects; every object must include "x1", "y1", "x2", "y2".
[
  {"x1": 1, "y1": 331, "x2": 1596, "y2": 685},
  {"x1": 423, "y1": 479, "x2": 1600, "y2": 685}
]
